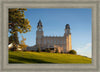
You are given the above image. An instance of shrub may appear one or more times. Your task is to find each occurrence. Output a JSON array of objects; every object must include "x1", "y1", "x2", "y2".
[
  {"x1": 61, "y1": 51, "x2": 64, "y2": 54},
  {"x1": 37, "y1": 47, "x2": 41, "y2": 52},
  {"x1": 31, "y1": 50, "x2": 34, "y2": 52},
  {"x1": 48, "y1": 48, "x2": 51, "y2": 53},
  {"x1": 45, "y1": 48, "x2": 51, "y2": 53},
  {"x1": 45, "y1": 48, "x2": 48, "y2": 52},
  {"x1": 68, "y1": 50, "x2": 77, "y2": 55},
  {"x1": 55, "y1": 49, "x2": 59, "y2": 53}
]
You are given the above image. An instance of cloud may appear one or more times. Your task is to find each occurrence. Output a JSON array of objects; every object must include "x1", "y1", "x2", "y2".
[
  {"x1": 84, "y1": 43, "x2": 91, "y2": 49},
  {"x1": 75, "y1": 43, "x2": 92, "y2": 58}
]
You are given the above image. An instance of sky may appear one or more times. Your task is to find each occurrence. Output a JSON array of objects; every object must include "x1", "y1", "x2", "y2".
[{"x1": 16, "y1": 8, "x2": 92, "y2": 58}]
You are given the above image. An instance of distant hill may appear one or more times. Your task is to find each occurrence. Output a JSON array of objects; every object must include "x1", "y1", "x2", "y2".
[{"x1": 9, "y1": 51, "x2": 91, "y2": 64}]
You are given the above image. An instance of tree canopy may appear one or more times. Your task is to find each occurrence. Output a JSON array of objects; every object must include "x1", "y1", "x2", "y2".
[{"x1": 9, "y1": 8, "x2": 31, "y2": 34}]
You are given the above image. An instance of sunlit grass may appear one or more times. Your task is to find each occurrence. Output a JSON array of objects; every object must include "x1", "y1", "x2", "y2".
[{"x1": 9, "y1": 51, "x2": 92, "y2": 64}]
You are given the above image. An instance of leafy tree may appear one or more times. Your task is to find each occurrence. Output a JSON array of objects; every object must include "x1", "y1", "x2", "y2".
[
  {"x1": 8, "y1": 8, "x2": 31, "y2": 50},
  {"x1": 68, "y1": 50, "x2": 77, "y2": 55},
  {"x1": 13, "y1": 32, "x2": 19, "y2": 44},
  {"x1": 9, "y1": 8, "x2": 31, "y2": 34},
  {"x1": 9, "y1": 35, "x2": 14, "y2": 44},
  {"x1": 9, "y1": 32, "x2": 19, "y2": 44}
]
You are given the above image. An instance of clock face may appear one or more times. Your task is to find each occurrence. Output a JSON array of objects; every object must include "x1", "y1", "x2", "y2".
[
  {"x1": 38, "y1": 28, "x2": 42, "y2": 31},
  {"x1": 39, "y1": 29, "x2": 41, "y2": 31}
]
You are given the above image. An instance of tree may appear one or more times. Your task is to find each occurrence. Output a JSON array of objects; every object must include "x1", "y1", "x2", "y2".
[
  {"x1": 68, "y1": 50, "x2": 77, "y2": 55},
  {"x1": 9, "y1": 8, "x2": 31, "y2": 34},
  {"x1": 20, "y1": 36, "x2": 27, "y2": 51},
  {"x1": 8, "y1": 8, "x2": 31, "y2": 50},
  {"x1": 9, "y1": 35, "x2": 14, "y2": 44},
  {"x1": 8, "y1": 32, "x2": 19, "y2": 51},
  {"x1": 13, "y1": 32, "x2": 19, "y2": 44},
  {"x1": 8, "y1": 32, "x2": 19, "y2": 44}
]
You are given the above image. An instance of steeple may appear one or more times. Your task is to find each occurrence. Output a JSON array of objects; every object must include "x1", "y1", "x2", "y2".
[
  {"x1": 37, "y1": 20, "x2": 43, "y2": 31},
  {"x1": 37, "y1": 20, "x2": 43, "y2": 28},
  {"x1": 64, "y1": 24, "x2": 71, "y2": 36},
  {"x1": 65, "y1": 24, "x2": 70, "y2": 29},
  {"x1": 36, "y1": 20, "x2": 44, "y2": 45},
  {"x1": 64, "y1": 24, "x2": 72, "y2": 52}
]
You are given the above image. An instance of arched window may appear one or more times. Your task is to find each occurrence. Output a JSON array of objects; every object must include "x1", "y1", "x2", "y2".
[{"x1": 44, "y1": 40, "x2": 46, "y2": 44}]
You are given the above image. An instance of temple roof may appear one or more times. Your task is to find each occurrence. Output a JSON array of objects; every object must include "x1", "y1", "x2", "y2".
[
  {"x1": 65, "y1": 24, "x2": 70, "y2": 29},
  {"x1": 37, "y1": 20, "x2": 43, "y2": 28}
]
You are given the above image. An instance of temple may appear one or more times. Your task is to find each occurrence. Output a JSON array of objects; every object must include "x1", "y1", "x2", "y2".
[{"x1": 27, "y1": 20, "x2": 72, "y2": 53}]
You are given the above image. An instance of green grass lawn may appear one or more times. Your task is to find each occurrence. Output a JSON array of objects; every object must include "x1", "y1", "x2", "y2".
[{"x1": 9, "y1": 51, "x2": 92, "y2": 64}]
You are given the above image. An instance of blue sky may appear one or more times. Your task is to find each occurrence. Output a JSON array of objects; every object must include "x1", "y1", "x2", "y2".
[{"x1": 17, "y1": 8, "x2": 92, "y2": 58}]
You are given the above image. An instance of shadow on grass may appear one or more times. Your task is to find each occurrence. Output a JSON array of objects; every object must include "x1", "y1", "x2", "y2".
[{"x1": 9, "y1": 55, "x2": 52, "y2": 64}]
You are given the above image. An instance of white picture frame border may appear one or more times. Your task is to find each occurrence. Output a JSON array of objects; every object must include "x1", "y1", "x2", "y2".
[{"x1": 0, "y1": 0, "x2": 99, "y2": 72}]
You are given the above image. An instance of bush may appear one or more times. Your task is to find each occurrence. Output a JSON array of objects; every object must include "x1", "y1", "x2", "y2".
[
  {"x1": 45, "y1": 48, "x2": 48, "y2": 52},
  {"x1": 23, "y1": 50, "x2": 26, "y2": 52},
  {"x1": 31, "y1": 50, "x2": 34, "y2": 52},
  {"x1": 45, "y1": 48, "x2": 51, "y2": 53},
  {"x1": 61, "y1": 51, "x2": 64, "y2": 54},
  {"x1": 48, "y1": 48, "x2": 51, "y2": 53},
  {"x1": 68, "y1": 50, "x2": 77, "y2": 55},
  {"x1": 55, "y1": 49, "x2": 59, "y2": 53},
  {"x1": 37, "y1": 47, "x2": 41, "y2": 52}
]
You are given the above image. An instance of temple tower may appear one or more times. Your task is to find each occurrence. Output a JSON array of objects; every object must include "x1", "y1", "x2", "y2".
[
  {"x1": 64, "y1": 24, "x2": 72, "y2": 52},
  {"x1": 36, "y1": 20, "x2": 44, "y2": 46}
]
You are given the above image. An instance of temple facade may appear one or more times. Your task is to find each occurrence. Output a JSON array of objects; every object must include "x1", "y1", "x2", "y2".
[{"x1": 35, "y1": 20, "x2": 72, "y2": 53}]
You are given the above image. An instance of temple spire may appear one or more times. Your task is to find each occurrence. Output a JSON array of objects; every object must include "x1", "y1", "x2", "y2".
[
  {"x1": 65, "y1": 24, "x2": 70, "y2": 29},
  {"x1": 64, "y1": 24, "x2": 71, "y2": 36},
  {"x1": 37, "y1": 20, "x2": 43, "y2": 28}
]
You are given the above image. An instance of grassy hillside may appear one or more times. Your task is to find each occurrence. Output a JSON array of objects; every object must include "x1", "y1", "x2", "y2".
[{"x1": 9, "y1": 51, "x2": 92, "y2": 64}]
